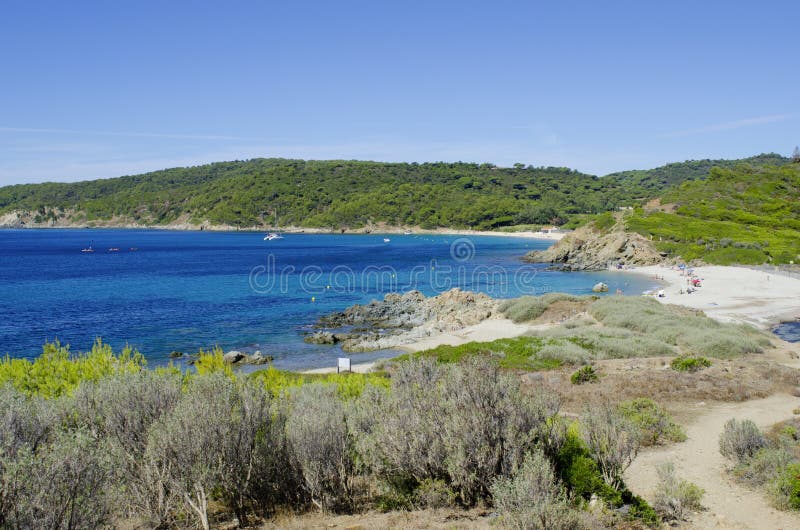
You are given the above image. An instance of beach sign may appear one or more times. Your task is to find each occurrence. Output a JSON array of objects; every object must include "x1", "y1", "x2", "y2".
[{"x1": 337, "y1": 357, "x2": 351, "y2": 373}]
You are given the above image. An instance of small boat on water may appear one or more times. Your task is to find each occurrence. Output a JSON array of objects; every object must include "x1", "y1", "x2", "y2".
[
  {"x1": 264, "y1": 232, "x2": 284, "y2": 241},
  {"x1": 108, "y1": 247, "x2": 120, "y2": 252},
  {"x1": 403, "y1": 230, "x2": 412, "y2": 235},
  {"x1": 81, "y1": 241, "x2": 94, "y2": 253},
  {"x1": 383, "y1": 238, "x2": 391, "y2": 243}
]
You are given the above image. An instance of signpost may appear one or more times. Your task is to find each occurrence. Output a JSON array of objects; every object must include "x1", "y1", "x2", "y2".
[{"x1": 337, "y1": 357, "x2": 351, "y2": 373}]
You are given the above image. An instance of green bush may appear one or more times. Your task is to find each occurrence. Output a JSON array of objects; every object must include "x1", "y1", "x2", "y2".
[
  {"x1": 570, "y1": 365, "x2": 598, "y2": 385},
  {"x1": 671, "y1": 355, "x2": 712, "y2": 372},
  {"x1": 770, "y1": 463, "x2": 800, "y2": 510},
  {"x1": 0, "y1": 339, "x2": 145, "y2": 399},
  {"x1": 618, "y1": 398, "x2": 686, "y2": 446}
]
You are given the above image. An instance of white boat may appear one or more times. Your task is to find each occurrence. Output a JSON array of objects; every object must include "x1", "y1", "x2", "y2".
[
  {"x1": 264, "y1": 232, "x2": 284, "y2": 241},
  {"x1": 403, "y1": 230, "x2": 412, "y2": 235},
  {"x1": 383, "y1": 238, "x2": 391, "y2": 243}
]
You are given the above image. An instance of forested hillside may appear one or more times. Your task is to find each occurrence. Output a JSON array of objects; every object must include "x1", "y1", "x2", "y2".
[
  {"x1": 0, "y1": 159, "x2": 642, "y2": 230},
  {"x1": 625, "y1": 163, "x2": 800, "y2": 264},
  {"x1": 605, "y1": 153, "x2": 790, "y2": 194}
]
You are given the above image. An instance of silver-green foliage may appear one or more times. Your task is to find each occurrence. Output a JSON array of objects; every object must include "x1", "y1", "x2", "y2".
[
  {"x1": 3, "y1": 429, "x2": 113, "y2": 530},
  {"x1": 351, "y1": 358, "x2": 562, "y2": 505},
  {"x1": 286, "y1": 383, "x2": 356, "y2": 512},
  {"x1": 491, "y1": 449, "x2": 591, "y2": 530},
  {"x1": 719, "y1": 418, "x2": 767, "y2": 464},
  {"x1": 652, "y1": 461, "x2": 704, "y2": 521},
  {"x1": 580, "y1": 404, "x2": 640, "y2": 489}
]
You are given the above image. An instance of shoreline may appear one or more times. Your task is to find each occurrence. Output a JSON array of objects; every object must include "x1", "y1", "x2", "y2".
[
  {"x1": 0, "y1": 223, "x2": 566, "y2": 241},
  {"x1": 302, "y1": 264, "x2": 800, "y2": 374},
  {"x1": 621, "y1": 264, "x2": 800, "y2": 329}
]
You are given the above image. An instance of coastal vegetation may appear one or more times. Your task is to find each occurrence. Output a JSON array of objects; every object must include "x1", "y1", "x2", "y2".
[
  {"x1": 624, "y1": 162, "x2": 800, "y2": 264},
  {"x1": 0, "y1": 159, "x2": 643, "y2": 230},
  {"x1": 0, "y1": 346, "x2": 673, "y2": 529},
  {"x1": 719, "y1": 417, "x2": 800, "y2": 510},
  {"x1": 605, "y1": 153, "x2": 790, "y2": 194}
]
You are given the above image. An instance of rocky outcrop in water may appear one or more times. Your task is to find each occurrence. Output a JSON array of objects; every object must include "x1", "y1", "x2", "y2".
[
  {"x1": 310, "y1": 288, "x2": 498, "y2": 352},
  {"x1": 523, "y1": 223, "x2": 665, "y2": 271}
]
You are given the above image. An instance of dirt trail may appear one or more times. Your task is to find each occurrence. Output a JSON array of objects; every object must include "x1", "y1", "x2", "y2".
[{"x1": 625, "y1": 394, "x2": 800, "y2": 529}]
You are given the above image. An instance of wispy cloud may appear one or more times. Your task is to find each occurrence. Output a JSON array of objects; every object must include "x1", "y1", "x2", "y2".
[
  {"x1": 0, "y1": 126, "x2": 267, "y2": 142},
  {"x1": 661, "y1": 113, "x2": 796, "y2": 138}
]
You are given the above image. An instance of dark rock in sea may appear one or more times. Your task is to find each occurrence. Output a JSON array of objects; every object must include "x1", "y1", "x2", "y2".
[{"x1": 169, "y1": 350, "x2": 183, "y2": 358}]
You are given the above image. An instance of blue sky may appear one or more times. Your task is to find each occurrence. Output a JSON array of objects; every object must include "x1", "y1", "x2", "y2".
[{"x1": 1, "y1": 1, "x2": 798, "y2": 184}]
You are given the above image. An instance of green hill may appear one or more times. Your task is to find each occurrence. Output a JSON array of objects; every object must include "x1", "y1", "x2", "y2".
[
  {"x1": 605, "y1": 153, "x2": 790, "y2": 194},
  {"x1": 624, "y1": 163, "x2": 800, "y2": 264},
  {"x1": 0, "y1": 159, "x2": 643, "y2": 230}
]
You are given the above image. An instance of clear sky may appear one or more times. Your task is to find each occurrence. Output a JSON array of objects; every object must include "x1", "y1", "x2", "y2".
[{"x1": 1, "y1": 1, "x2": 798, "y2": 184}]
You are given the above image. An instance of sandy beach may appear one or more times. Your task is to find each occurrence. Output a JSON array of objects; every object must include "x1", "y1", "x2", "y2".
[
  {"x1": 305, "y1": 263, "x2": 800, "y2": 374},
  {"x1": 302, "y1": 317, "x2": 539, "y2": 374},
  {"x1": 627, "y1": 264, "x2": 800, "y2": 329}
]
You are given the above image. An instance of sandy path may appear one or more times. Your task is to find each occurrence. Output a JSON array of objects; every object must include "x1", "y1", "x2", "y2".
[{"x1": 625, "y1": 394, "x2": 800, "y2": 530}]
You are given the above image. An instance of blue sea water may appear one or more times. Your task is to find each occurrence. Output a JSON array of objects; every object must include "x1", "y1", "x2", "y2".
[
  {"x1": 0, "y1": 229, "x2": 658, "y2": 370},
  {"x1": 773, "y1": 322, "x2": 800, "y2": 343}
]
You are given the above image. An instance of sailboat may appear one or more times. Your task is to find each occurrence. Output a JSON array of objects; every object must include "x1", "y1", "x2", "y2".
[
  {"x1": 81, "y1": 240, "x2": 95, "y2": 253},
  {"x1": 264, "y1": 232, "x2": 284, "y2": 241}
]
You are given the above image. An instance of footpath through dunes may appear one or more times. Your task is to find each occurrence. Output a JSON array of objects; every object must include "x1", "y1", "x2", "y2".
[{"x1": 625, "y1": 394, "x2": 800, "y2": 530}]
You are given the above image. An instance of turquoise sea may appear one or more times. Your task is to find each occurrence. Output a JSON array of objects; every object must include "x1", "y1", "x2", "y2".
[{"x1": 0, "y1": 229, "x2": 659, "y2": 370}]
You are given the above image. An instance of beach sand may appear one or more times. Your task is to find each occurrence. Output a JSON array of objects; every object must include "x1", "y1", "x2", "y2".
[
  {"x1": 628, "y1": 264, "x2": 800, "y2": 329},
  {"x1": 302, "y1": 318, "x2": 538, "y2": 374},
  {"x1": 304, "y1": 264, "x2": 800, "y2": 374}
]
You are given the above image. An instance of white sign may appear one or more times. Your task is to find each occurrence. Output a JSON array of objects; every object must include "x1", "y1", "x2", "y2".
[{"x1": 337, "y1": 357, "x2": 351, "y2": 373}]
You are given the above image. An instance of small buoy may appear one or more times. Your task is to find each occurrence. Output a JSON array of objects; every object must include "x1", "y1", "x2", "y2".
[
  {"x1": 326, "y1": 285, "x2": 331, "y2": 289},
  {"x1": 311, "y1": 297, "x2": 316, "y2": 302}
]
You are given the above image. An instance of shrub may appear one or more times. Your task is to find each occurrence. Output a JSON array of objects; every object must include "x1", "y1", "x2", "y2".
[
  {"x1": 439, "y1": 358, "x2": 556, "y2": 504},
  {"x1": 286, "y1": 383, "x2": 355, "y2": 512},
  {"x1": 146, "y1": 373, "x2": 278, "y2": 529},
  {"x1": 735, "y1": 447, "x2": 795, "y2": 487},
  {"x1": 491, "y1": 449, "x2": 590, "y2": 530},
  {"x1": 652, "y1": 461, "x2": 704, "y2": 521},
  {"x1": 769, "y1": 463, "x2": 800, "y2": 510},
  {"x1": 580, "y1": 405, "x2": 640, "y2": 489},
  {"x1": 193, "y1": 346, "x2": 233, "y2": 378},
  {"x1": 69, "y1": 371, "x2": 183, "y2": 526},
  {"x1": 719, "y1": 418, "x2": 767, "y2": 464},
  {"x1": 2, "y1": 429, "x2": 113, "y2": 529},
  {"x1": 617, "y1": 398, "x2": 686, "y2": 446},
  {"x1": 671, "y1": 355, "x2": 712, "y2": 372},
  {"x1": 412, "y1": 478, "x2": 457, "y2": 509},
  {"x1": 351, "y1": 358, "x2": 560, "y2": 506},
  {"x1": 570, "y1": 365, "x2": 598, "y2": 385},
  {"x1": 0, "y1": 339, "x2": 145, "y2": 398}
]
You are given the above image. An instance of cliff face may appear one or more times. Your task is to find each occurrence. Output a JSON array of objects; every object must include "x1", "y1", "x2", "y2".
[{"x1": 523, "y1": 223, "x2": 665, "y2": 271}]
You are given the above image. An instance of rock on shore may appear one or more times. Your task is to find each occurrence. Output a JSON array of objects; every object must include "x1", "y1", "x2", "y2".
[
  {"x1": 523, "y1": 223, "x2": 665, "y2": 271},
  {"x1": 309, "y1": 288, "x2": 499, "y2": 351}
]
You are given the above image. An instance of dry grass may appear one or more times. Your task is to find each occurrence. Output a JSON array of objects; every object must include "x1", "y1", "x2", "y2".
[
  {"x1": 258, "y1": 507, "x2": 494, "y2": 529},
  {"x1": 524, "y1": 355, "x2": 800, "y2": 414}
]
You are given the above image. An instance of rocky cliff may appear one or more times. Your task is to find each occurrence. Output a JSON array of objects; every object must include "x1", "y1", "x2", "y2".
[
  {"x1": 523, "y1": 222, "x2": 666, "y2": 271},
  {"x1": 307, "y1": 288, "x2": 498, "y2": 352}
]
